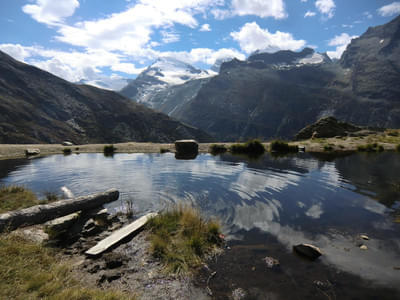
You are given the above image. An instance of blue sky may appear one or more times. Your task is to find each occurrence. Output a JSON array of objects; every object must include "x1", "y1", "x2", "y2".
[{"x1": 0, "y1": 0, "x2": 399, "y2": 90}]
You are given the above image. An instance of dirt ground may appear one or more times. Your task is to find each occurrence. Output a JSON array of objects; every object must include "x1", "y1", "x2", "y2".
[
  {"x1": 17, "y1": 212, "x2": 211, "y2": 300},
  {"x1": 1, "y1": 131, "x2": 399, "y2": 161},
  {"x1": 0, "y1": 142, "x2": 216, "y2": 160}
]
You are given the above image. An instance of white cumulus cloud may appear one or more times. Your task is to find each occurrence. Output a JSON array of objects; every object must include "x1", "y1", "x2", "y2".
[
  {"x1": 0, "y1": 43, "x2": 143, "y2": 89},
  {"x1": 326, "y1": 33, "x2": 358, "y2": 59},
  {"x1": 231, "y1": 0, "x2": 287, "y2": 19},
  {"x1": 200, "y1": 24, "x2": 211, "y2": 31},
  {"x1": 315, "y1": 0, "x2": 335, "y2": 19},
  {"x1": 377, "y1": 2, "x2": 400, "y2": 17},
  {"x1": 304, "y1": 11, "x2": 316, "y2": 18},
  {"x1": 158, "y1": 47, "x2": 245, "y2": 66},
  {"x1": 230, "y1": 22, "x2": 306, "y2": 54},
  {"x1": 22, "y1": 0, "x2": 79, "y2": 25}
]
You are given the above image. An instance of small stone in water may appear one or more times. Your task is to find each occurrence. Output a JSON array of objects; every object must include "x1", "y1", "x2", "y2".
[
  {"x1": 360, "y1": 235, "x2": 369, "y2": 240},
  {"x1": 232, "y1": 288, "x2": 246, "y2": 300},
  {"x1": 263, "y1": 256, "x2": 280, "y2": 268},
  {"x1": 293, "y1": 244, "x2": 322, "y2": 260},
  {"x1": 360, "y1": 245, "x2": 368, "y2": 250}
]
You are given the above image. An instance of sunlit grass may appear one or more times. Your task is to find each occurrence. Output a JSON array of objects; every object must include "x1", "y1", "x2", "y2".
[
  {"x1": 357, "y1": 143, "x2": 384, "y2": 152},
  {"x1": 0, "y1": 234, "x2": 135, "y2": 300},
  {"x1": 147, "y1": 205, "x2": 222, "y2": 274},
  {"x1": 0, "y1": 185, "x2": 43, "y2": 214}
]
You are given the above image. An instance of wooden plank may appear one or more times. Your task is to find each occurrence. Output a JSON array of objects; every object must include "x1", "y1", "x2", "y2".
[
  {"x1": 0, "y1": 189, "x2": 119, "y2": 232},
  {"x1": 85, "y1": 212, "x2": 157, "y2": 256}
]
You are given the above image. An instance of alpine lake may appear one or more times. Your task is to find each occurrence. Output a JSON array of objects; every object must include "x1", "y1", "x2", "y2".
[{"x1": 1, "y1": 151, "x2": 399, "y2": 299}]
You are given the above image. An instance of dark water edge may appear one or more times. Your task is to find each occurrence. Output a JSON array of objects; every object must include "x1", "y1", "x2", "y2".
[
  {"x1": 0, "y1": 152, "x2": 399, "y2": 299},
  {"x1": 195, "y1": 228, "x2": 400, "y2": 300}
]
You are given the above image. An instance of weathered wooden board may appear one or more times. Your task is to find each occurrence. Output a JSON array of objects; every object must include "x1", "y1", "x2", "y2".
[
  {"x1": 85, "y1": 212, "x2": 157, "y2": 256},
  {"x1": 0, "y1": 189, "x2": 119, "y2": 232}
]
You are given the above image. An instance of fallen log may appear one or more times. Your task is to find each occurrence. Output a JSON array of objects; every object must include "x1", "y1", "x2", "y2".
[
  {"x1": 0, "y1": 189, "x2": 119, "y2": 232},
  {"x1": 86, "y1": 212, "x2": 157, "y2": 256}
]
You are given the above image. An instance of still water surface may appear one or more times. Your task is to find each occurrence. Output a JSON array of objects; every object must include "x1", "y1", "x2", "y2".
[{"x1": 1, "y1": 152, "x2": 399, "y2": 298}]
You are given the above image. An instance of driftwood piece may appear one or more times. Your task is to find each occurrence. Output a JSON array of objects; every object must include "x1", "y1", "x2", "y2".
[
  {"x1": 85, "y1": 212, "x2": 157, "y2": 256},
  {"x1": 0, "y1": 189, "x2": 119, "y2": 232}
]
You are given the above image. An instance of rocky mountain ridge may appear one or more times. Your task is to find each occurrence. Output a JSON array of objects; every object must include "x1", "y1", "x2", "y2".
[{"x1": 118, "y1": 15, "x2": 400, "y2": 141}]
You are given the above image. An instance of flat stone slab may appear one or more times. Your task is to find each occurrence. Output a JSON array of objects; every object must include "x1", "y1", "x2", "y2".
[{"x1": 85, "y1": 212, "x2": 157, "y2": 256}]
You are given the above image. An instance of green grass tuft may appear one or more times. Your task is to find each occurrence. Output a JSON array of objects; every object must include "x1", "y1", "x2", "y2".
[
  {"x1": 209, "y1": 144, "x2": 228, "y2": 155},
  {"x1": 230, "y1": 140, "x2": 265, "y2": 156},
  {"x1": 357, "y1": 143, "x2": 384, "y2": 152},
  {"x1": 270, "y1": 140, "x2": 299, "y2": 153},
  {"x1": 147, "y1": 205, "x2": 222, "y2": 274},
  {"x1": 0, "y1": 186, "x2": 40, "y2": 214}
]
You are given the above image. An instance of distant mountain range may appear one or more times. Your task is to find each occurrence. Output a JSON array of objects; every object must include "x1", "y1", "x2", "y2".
[
  {"x1": 0, "y1": 51, "x2": 211, "y2": 144},
  {"x1": 120, "y1": 57, "x2": 215, "y2": 110},
  {"x1": 1, "y1": 16, "x2": 399, "y2": 144},
  {"x1": 120, "y1": 15, "x2": 400, "y2": 141}
]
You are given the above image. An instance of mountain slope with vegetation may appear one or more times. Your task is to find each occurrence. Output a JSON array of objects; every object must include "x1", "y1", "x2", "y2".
[{"x1": 0, "y1": 51, "x2": 211, "y2": 144}]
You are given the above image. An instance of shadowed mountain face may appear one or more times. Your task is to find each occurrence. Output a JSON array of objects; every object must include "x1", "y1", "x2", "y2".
[
  {"x1": 120, "y1": 16, "x2": 400, "y2": 142},
  {"x1": 0, "y1": 51, "x2": 212, "y2": 144}
]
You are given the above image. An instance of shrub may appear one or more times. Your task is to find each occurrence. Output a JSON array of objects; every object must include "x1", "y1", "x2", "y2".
[
  {"x1": 396, "y1": 144, "x2": 400, "y2": 152},
  {"x1": 103, "y1": 144, "x2": 116, "y2": 155},
  {"x1": 160, "y1": 148, "x2": 170, "y2": 154},
  {"x1": 270, "y1": 140, "x2": 298, "y2": 153},
  {"x1": 357, "y1": 143, "x2": 384, "y2": 152},
  {"x1": 147, "y1": 205, "x2": 222, "y2": 274},
  {"x1": 209, "y1": 144, "x2": 228, "y2": 155},
  {"x1": 43, "y1": 191, "x2": 58, "y2": 202},
  {"x1": 323, "y1": 145, "x2": 334, "y2": 152},
  {"x1": 230, "y1": 140, "x2": 265, "y2": 155},
  {"x1": 387, "y1": 130, "x2": 399, "y2": 137},
  {"x1": 62, "y1": 148, "x2": 72, "y2": 155}
]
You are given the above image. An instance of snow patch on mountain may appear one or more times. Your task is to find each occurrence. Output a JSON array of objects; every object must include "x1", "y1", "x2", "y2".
[
  {"x1": 147, "y1": 57, "x2": 215, "y2": 85},
  {"x1": 296, "y1": 52, "x2": 325, "y2": 65}
]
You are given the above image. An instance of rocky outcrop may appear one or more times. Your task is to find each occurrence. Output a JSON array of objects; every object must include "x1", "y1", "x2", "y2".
[{"x1": 295, "y1": 117, "x2": 361, "y2": 140}]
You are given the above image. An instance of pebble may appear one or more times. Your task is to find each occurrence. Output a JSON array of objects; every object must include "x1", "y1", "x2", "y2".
[{"x1": 360, "y1": 245, "x2": 368, "y2": 250}]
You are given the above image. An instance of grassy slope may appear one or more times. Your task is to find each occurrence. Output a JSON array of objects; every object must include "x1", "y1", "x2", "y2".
[{"x1": 0, "y1": 186, "x2": 135, "y2": 300}]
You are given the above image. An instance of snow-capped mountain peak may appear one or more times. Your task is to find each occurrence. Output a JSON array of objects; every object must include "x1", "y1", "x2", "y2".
[
  {"x1": 119, "y1": 57, "x2": 216, "y2": 108},
  {"x1": 144, "y1": 57, "x2": 213, "y2": 85}
]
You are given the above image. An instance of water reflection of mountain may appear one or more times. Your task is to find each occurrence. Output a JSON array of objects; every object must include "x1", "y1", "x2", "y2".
[
  {"x1": 332, "y1": 152, "x2": 400, "y2": 208},
  {"x1": 0, "y1": 158, "x2": 31, "y2": 181}
]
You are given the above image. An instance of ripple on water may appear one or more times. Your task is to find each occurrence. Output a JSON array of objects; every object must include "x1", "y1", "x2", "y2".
[{"x1": 0, "y1": 152, "x2": 399, "y2": 289}]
